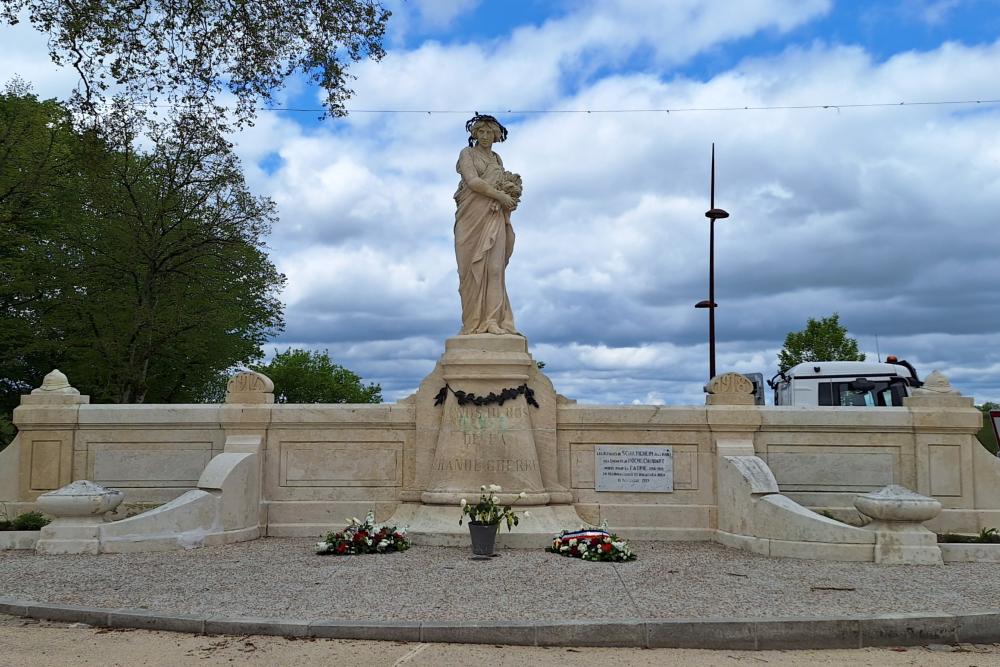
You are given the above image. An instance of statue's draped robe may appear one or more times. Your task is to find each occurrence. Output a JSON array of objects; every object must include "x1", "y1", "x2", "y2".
[{"x1": 454, "y1": 146, "x2": 517, "y2": 335}]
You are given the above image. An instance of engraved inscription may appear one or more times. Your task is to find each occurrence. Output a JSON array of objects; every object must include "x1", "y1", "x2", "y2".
[
  {"x1": 227, "y1": 372, "x2": 268, "y2": 393},
  {"x1": 707, "y1": 372, "x2": 753, "y2": 395},
  {"x1": 447, "y1": 405, "x2": 526, "y2": 446},
  {"x1": 595, "y1": 445, "x2": 673, "y2": 492},
  {"x1": 434, "y1": 458, "x2": 537, "y2": 473}
]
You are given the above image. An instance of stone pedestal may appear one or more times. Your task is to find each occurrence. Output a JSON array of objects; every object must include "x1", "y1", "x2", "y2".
[
  {"x1": 420, "y1": 335, "x2": 567, "y2": 505},
  {"x1": 855, "y1": 485, "x2": 943, "y2": 565},
  {"x1": 34, "y1": 480, "x2": 124, "y2": 555}
]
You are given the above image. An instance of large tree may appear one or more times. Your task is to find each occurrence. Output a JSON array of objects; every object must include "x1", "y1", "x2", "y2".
[
  {"x1": 777, "y1": 313, "x2": 866, "y2": 372},
  {"x1": 0, "y1": 0, "x2": 390, "y2": 128},
  {"x1": 0, "y1": 82, "x2": 81, "y2": 422},
  {"x1": 252, "y1": 349, "x2": 381, "y2": 404},
  {"x1": 1, "y1": 90, "x2": 285, "y2": 434}
]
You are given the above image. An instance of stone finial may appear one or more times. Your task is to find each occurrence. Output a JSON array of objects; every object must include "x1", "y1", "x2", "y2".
[
  {"x1": 225, "y1": 370, "x2": 275, "y2": 404},
  {"x1": 911, "y1": 370, "x2": 958, "y2": 395},
  {"x1": 31, "y1": 369, "x2": 80, "y2": 395},
  {"x1": 705, "y1": 372, "x2": 755, "y2": 405},
  {"x1": 21, "y1": 369, "x2": 88, "y2": 405},
  {"x1": 904, "y1": 369, "x2": 973, "y2": 407}
]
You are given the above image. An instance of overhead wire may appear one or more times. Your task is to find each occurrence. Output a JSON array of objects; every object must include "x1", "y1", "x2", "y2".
[{"x1": 252, "y1": 98, "x2": 1000, "y2": 115}]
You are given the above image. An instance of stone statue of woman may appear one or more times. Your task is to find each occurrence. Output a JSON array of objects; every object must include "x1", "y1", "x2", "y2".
[{"x1": 454, "y1": 114, "x2": 523, "y2": 335}]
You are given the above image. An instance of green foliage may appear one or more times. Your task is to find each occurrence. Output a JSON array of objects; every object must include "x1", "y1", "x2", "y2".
[
  {"x1": 0, "y1": 0, "x2": 390, "y2": 129},
  {"x1": 977, "y1": 402, "x2": 1000, "y2": 455},
  {"x1": 778, "y1": 313, "x2": 866, "y2": 372},
  {"x1": 252, "y1": 349, "x2": 381, "y2": 404},
  {"x1": 939, "y1": 527, "x2": 1000, "y2": 544},
  {"x1": 0, "y1": 509, "x2": 51, "y2": 531},
  {"x1": 0, "y1": 88, "x2": 285, "y2": 411},
  {"x1": 10, "y1": 511, "x2": 50, "y2": 531},
  {"x1": 0, "y1": 412, "x2": 15, "y2": 452}
]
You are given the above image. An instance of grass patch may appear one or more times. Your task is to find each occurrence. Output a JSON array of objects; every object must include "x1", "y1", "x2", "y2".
[
  {"x1": 938, "y1": 527, "x2": 1000, "y2": 544},
  {"x1": 0, "y1": 511, "x2": 50, "y2": 531}
]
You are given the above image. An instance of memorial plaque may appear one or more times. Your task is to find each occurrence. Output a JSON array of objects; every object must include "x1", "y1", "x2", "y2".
[{"x1": 595, "y1": 445, "x2": 673, "y2": 492}]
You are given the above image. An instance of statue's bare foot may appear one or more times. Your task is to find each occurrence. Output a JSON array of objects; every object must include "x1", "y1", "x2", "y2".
[{"x1": 485, "y1": 322, "x2": 505, "y2": 335}]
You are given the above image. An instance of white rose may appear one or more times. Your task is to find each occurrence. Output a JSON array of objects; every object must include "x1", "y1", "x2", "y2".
[
  {"x1": 518, "y1": 491, "x2": 527, "y2": 498},
  {"x1": 523, "y1": 511, "x2": 531, "y2": 518},
  {"x1": 480, "y1": 485, "x2": 487, "y2": 491},
  {"x1": 460, "y1": 498, "x2": 467, "y2": 507},
  {"x1": 577, "y1": 543, "x2": 587, "y2": 553},
  {"x1": 489, "y1": 484, "x2": 502, "y2": 492},
  {"x1": 351, "y1": 517, "x2": 360, "y2": 525}
]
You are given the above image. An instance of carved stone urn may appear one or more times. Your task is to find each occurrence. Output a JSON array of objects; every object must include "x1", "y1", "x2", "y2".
[
  {"x1": 35, "y1": 480, "x2": 124, "y2": 555},
  {"x1": 854, "y1": 485, "x2": 943, "y2": 565}
]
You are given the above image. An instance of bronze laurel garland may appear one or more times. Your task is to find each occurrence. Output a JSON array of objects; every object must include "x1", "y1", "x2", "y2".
[{"x1": 433, "y1": 383, "x2": 539, "y2": 408}]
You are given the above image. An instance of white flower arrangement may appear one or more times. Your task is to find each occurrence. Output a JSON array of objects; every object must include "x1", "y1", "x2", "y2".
[{"x1": 459, "y1": 483, "x2": 529, "y2": 530}]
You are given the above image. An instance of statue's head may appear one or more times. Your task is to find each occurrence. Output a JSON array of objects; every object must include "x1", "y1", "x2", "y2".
[{"x1": 466, "y1": 113, "x2": 508, "y2": 147}]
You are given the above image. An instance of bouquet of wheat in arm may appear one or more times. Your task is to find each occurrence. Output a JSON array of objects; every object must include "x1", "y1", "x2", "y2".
[{"x1": 453, "y1": 114, "x2": 523, "y2": 336}]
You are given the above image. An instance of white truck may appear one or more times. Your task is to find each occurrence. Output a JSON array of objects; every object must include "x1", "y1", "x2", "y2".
[{"x1": 767, "y1": 356, "x2": 922, "y2": 407}]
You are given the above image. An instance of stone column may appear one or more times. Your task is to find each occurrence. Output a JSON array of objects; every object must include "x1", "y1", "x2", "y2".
[
  {"x1": 903, "y1": 370, "x2": 981, "y2": 519},
  {"x1": 220, "y1": 370, "x2": 273, "y2": 530},
  {"x1": 11, "y1": 370, "x2": 89, "y2": 502}
]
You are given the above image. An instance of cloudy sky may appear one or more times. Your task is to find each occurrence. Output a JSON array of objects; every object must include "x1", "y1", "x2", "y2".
[{"x1": 5, "y1": 0, "x2": 1000, "y2": 405}]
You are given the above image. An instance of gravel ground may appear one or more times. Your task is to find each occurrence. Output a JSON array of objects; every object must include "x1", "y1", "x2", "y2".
[{"x1": 2, "y1": 539, "x2": 998, "y2": 622}]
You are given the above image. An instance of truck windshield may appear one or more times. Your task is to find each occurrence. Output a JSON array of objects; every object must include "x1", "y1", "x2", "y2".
[{"x1": 818, "y1": 381, "x2": 907, "y2": 407}]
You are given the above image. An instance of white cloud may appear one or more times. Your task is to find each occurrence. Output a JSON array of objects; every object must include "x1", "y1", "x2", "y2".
[
  {"x1": 240, "y1": 29, "x2": 1000, "y2": 405},
  {"x1": 5, "y1": 2, "x2": 998, "y2": 406},
  {"x1": 0, "y1": 13, "x2": 78, "y2": 96}
]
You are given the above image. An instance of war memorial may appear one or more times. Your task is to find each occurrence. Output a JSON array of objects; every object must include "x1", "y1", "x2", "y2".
[{"x1": 2, "y1": 116, "x2": 1000, "y2": 650}]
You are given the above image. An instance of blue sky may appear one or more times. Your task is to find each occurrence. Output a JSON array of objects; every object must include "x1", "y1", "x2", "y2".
[{"x1": 4, "y1": 0, "x2": 999, "y2": 405}]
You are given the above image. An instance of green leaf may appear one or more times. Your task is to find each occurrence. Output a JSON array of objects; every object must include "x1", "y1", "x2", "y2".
[
  {"x1": 251, "y1": 349, "x2": 381, "y2": 404},
  {"x1": 4, "y1": 0, "x2": 391, "y2": 130},
  {"x1": 778, "y1": 313, "x2": 865, "y2": 372}
]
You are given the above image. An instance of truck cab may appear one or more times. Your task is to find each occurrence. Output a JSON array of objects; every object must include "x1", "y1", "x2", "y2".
[{"x1": 769, "y1": 358, "x2": 922, "y2": 407}]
